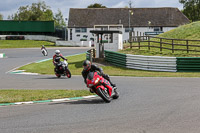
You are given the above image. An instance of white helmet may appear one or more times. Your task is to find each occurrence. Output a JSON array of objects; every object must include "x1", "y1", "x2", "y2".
[{"x1": 55, "y1": 50, "x2": 60, "y2": 55}]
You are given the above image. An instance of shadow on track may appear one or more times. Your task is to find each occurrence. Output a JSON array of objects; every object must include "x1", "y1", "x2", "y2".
[
  {"x1": 48, "y1": 98, "x2": 105, "y2": 105},
  {"x1": 34, "y1": 76, "x2": 70, "y2": 80}
]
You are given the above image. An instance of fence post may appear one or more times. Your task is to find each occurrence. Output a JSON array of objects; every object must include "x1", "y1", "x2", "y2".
[
  {"x1": 160, "y1": 38, "x2": 162, "y2": 52},
  {"x1": 172, "y1": 39, "x2": 174, "y2": 53},
  {"x1": 90, "y1": 51, "x2": 92, "y2": 62},
  {"x1": 92, "y1": 48, "x2": 96, "y2": 58},
  {"x1": 143, "y1": 33, "x2": 145, "y2": 41},
  {"x1": 186, "y1": 40, "x2": 189, "y2": 53},
  {"x1": 148, "y1": 36, "x2": 150, "y2": 50},
  {"x1": 138, "y1": 36, "x2": 140, "y2": 49}
]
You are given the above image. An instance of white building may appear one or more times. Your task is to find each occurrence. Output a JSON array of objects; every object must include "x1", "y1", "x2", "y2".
[{"x1": 68, "y1": 7, "x2": 190, "y2": 44}]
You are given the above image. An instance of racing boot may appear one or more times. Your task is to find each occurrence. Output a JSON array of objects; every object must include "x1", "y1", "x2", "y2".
[{"x1": 89, "y1": 88, "x2": 94, "y2": 93}]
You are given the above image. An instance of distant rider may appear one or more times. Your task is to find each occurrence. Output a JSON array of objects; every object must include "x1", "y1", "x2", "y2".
[
  {"x1": 82, "y1": 60, "x2": 116, "y2": 90},
  {"x1": 53, "y1": 50, "x2": 67, "y2": 70},
  {"x1": 41, "y1": 45, "x2": 47, "y2": 51}
]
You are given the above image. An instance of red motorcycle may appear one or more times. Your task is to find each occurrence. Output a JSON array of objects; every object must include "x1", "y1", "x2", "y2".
[{"x1": 86, "y1": 71, "x2": 119, "y2": 103}]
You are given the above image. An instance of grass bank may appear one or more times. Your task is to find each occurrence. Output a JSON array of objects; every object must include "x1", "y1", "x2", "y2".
[
  {"x1": 0, "y1": 89, "x2": 92, "y2": 103},
  {"x1": 0, "y1": 40, "x2": 55, "y2": 48},
  {"x1": 122, "y1": 21, "x2": 200, "y2": 57}
]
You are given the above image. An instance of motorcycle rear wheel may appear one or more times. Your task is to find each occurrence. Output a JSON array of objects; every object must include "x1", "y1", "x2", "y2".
[{"x1": 96, "y1": 87, "x2": 111, "y2": 103}]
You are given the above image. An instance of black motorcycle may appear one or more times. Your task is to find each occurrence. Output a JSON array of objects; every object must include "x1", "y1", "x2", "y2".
[{"x1": 54, "y1": 60, "x2": 71, "y2": 78}]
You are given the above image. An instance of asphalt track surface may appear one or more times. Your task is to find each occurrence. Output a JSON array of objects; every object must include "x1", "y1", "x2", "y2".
[{"x1": 1, "y1": 48, "x2": 200, "y2": 133}]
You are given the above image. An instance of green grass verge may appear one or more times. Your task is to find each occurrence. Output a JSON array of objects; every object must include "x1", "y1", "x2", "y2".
[
  {"x1": 123, "y1": 21, "x2": 200, "y2": 57},
  {"x1": 0, "y1": 40, "x2": 55, "y2": 48},
  {"x1": 18, "y1": 53, "x2": 200, "y2": 77},
  {"x1": 19, "y1": 53, "x2": 86, "y2": 75},
  {"x1": 120, "y1": 46, "x2": 200, "y2": 57},
  {"x1": 0, "y1": 89, "x2": 92, "y2": 103}
]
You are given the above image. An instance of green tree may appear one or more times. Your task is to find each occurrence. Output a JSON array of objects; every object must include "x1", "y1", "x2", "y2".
[
  {"x1": 179, "y1": 0, "x2": 200, "y2": 21},
  {"x1": 87, "y1": 3, "x2": 107, "y2": 8},
  {"x1": 0, "y1": 13, "x2": 3, "y2": 20},
  {"x1": 11, "y1": 1, "x2": 54, "y2": 21},
  {"x1": 54, "y1": 9, "x2": 66, "y2": 28}
]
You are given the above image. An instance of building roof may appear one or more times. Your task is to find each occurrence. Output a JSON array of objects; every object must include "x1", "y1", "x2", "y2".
[{"x1": 68, "y1": 8, "x2": 190, "y2": 28}]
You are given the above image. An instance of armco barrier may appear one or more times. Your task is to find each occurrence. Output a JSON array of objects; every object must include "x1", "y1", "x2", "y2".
[
  {"x1": 177, "y1": 57, "x2": 200, "y2": 72},
  {"x1": 126, "y1": 54, "x2": 177, "y2": 72},
  {"x1": 104, "y1": 51, "x2": 126, "y2": 67},
  {"x1": 104, "y1": 51, "x2": 200, "y2": 72}
]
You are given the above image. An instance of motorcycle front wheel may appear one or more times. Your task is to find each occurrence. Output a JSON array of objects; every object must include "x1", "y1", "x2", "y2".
[
  {"x1": 55, "y1": 73, "x2": 61, "y2": 78},
  {"x1": 96, "y1": 87, "x2": 111, "y2": 103},
  {"x1": 65, "y1": 69, "x2": 71, "y2": 78}
]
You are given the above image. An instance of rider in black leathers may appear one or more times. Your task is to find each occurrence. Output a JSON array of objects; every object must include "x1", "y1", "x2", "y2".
[{"x1": 82, "y1": 60, "x2": 116, "y2": 88}]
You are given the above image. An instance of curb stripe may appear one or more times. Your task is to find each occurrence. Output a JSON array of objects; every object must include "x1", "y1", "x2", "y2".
[
  {"x1": 0, "y1": 53, "x2": 5, "y2": 58},
  {"x1": 0, "y1": 95, "x2": 98, "y2": 107},
  {"x1": 52, "y1": 98, "x2": 70, "y2": 102}
]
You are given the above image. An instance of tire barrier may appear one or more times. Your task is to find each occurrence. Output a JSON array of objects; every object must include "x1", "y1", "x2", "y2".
[{"x1": 104, "y1": 50, "x2": 200, "y2": 72}]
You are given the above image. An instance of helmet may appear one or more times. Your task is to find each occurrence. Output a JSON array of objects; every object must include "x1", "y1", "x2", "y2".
[
  {"x1": 83, "y1": 60, "x2": 91, "y2": 71},
  {"x1": 55, "y1": 50, "x2": 60, "y2": 55}
]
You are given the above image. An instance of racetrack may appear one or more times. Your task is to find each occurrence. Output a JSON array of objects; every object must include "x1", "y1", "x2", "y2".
[{"x1": 1, "y1": 48, "x2": 200, "y2": 133}]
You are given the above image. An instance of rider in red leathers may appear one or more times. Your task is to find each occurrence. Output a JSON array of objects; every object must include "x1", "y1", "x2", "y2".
[{"x1": 53, "y1": 50, "x2": 67, "y2": 70}]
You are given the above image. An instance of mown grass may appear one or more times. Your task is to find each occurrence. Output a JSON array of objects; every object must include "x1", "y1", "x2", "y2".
[
  {"x1": 0, "y1": 40, "x2": 55, "y2": 48},
  {"x1": 19, "y1": 53, "x2": 86, "y2": 75},
  {"x1": 18, "y1": 53, "x2": 200, "y2": 77},
  {"x1": 0, "y1": 89, "x2": 92, "y2": 103},
  {"x1": 122, "y1": 21, "x2": 200, "y2": 57}
]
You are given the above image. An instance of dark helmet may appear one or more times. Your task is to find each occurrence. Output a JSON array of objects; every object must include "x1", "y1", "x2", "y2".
[{"x1": 83, "y1": 60, "x2": 91, "y2": 71}]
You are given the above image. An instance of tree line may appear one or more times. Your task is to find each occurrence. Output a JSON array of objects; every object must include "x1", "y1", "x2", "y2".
[
  {"x1": 0, "y1": 2, "x2": 106, "y2": 28},
  {"x1": 1, "y1": 1, "x2": 199, "y2": 23},
  {"x1": 0, "y1": 1, "x2": 66, "y2": 28},
  {"x1": 180, "y1": 0, "x2": 200, "y2": 22}
]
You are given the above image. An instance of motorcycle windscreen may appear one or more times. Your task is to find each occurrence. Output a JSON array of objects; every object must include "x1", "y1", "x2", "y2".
[{"x1": 87, "y1": 72, "x2": 94, "y2": 80}]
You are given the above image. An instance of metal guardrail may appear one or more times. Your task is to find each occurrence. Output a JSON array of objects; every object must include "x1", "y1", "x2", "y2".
[
  {"x1": 177, "y1": 57, "x2": 200, "y2": 72},
  {"x1": 126, "y1": 54, "x2": 177, "y2": 72},
  {"x1": 86, "y1": 49, "x2": 96, "y2": 62},
  {"x1": 104, "y1": 51, "x2": 126, "y2": 67},
  {"x1": 105, "y1": 50, "x2": 200, "y2": 72}
]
